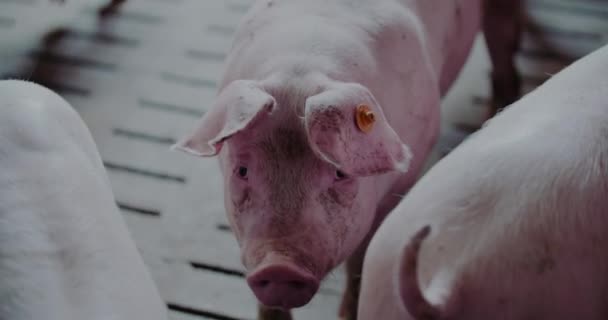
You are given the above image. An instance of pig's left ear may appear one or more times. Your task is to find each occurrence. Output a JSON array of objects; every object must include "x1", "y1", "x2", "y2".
[
  {"x1": 304, "y1": 82, "x2": 412, "y2": 176},
  {"x1": 172, "y1": 80, "x2": 275, "y2": 157}
]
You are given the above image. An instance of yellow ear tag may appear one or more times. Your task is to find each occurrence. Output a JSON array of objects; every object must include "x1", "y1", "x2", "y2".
[{"x1": 355, "y1": 104, "x2": 375, "y2": 133}]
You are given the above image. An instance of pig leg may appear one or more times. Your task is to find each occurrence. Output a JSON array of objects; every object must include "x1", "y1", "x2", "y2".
[
  {"x1": 483, "y1": 0, "x2": 523, "y2": 117},
  {"x1": 258, "y1": 305, "x2": 292, "y2": 320},
  {"x1": 340, "y1": 204, "x2": 402, "y2": 319},
  {"x1": 339, "y1": 240, "x2": 369, "y2": 320},
  {"x1": 338, "y1": 254, "x2": 363, "y2": 320}
]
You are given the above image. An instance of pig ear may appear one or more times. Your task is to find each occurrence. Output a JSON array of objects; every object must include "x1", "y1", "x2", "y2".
[
  {"x1": 172, "y1": 80, "x2": 275, "y2": 156},
  {"x1": 304, "y1": 82, "x2": 411, "y2": 176}
]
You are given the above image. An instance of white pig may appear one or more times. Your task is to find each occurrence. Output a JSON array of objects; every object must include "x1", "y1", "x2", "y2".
[
  {"x1": 174, "y1": 0, "x2": 522, "y2": 318},
  {"x1": 0, "y1": 80, "x2": 167, "y2": 320},
  {"x1": 358, "y1": 44, "x2": 608, "y2": 319}
]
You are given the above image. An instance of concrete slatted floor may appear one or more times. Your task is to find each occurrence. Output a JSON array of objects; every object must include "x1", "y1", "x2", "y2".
[{"x1": 0, "y1": 0, "x2": 606, "y2": 319}]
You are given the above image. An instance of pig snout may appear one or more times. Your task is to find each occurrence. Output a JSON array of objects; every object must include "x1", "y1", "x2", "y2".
[{"x1": 246, "y1": 263, "x2": 320, "y2": 309}]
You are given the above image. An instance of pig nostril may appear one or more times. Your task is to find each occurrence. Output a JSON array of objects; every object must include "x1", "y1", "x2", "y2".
[{"x1": 288, "y1": 280, "x2": 307, "y2": 289}]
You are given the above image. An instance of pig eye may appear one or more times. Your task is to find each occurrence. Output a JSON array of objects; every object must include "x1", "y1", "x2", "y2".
[
  {"x1": 335, "y1": 170, "x2": 347, "y2": 180},
  {"x1": 237, "y1": 166, "x2": 248, "y2": 179}
]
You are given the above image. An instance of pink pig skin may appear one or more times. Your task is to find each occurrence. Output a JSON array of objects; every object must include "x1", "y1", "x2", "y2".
[
  {"x1": 175, "y1": 0, "x2": 521, "y2": 318},
  {"x1": 358, "y1": 44, "x2": 608, "y2": 320}
]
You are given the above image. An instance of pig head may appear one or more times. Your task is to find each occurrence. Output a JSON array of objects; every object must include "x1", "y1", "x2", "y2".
[{"x1": 174, "y1": 77, "x2": 411, "y2": 309}]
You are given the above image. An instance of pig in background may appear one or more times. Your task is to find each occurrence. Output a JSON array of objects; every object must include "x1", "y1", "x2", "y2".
[
  {"x1": 0, "y1": 80, "x2": 167, "y2": 320},
  {"x1": 174, "y1": 0, "x2": 522, "y2": 319},
  {"x1": 358, "y1": 43, "x2": 608, "y2": 320}
]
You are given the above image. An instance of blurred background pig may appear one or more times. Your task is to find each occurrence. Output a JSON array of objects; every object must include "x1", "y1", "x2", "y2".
[
  {"x1": 358, "y1": 43, "x2": 608, "y2": 320},
  {"x1": 0, "y1": 80, "x2": 167, "y2": 320},
  {"x1": 173, "y1": 0, "x2": 521, "y2": 318}
]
